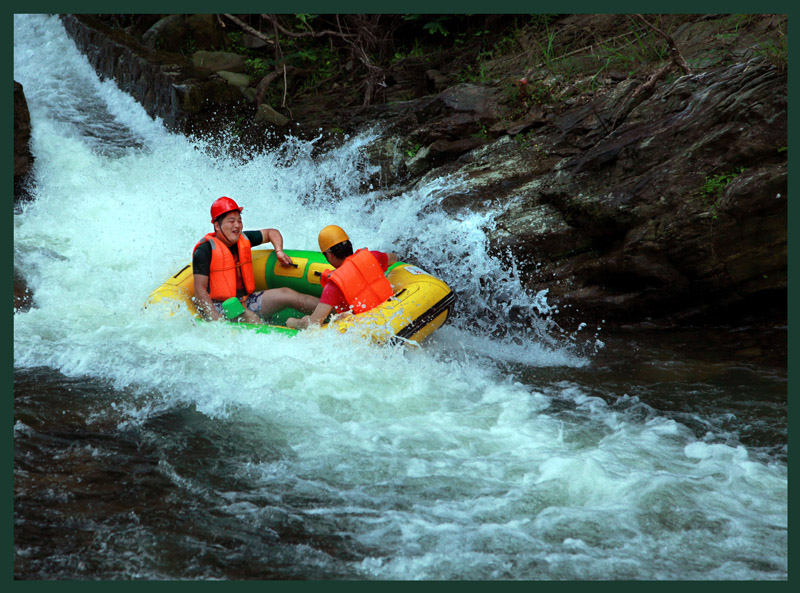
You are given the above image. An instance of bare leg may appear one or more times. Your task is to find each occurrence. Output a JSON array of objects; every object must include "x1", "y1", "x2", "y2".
[{"x1": 258, "y1": 287, "x2": 319, "y2": 318}]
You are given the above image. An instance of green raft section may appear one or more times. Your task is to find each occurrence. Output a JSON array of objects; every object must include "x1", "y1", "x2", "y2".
[{"x1": 202, "y1": 249, "x2": 403, "y2": 337}]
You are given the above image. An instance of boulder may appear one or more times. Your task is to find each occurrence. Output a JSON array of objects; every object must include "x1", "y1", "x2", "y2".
[
  {"x1": 142, "y1": 15, "x2": 189, "y2": 52},
  {"x1": 14, "y1": 81, "x2": 34, "y2": 202},
  {"x1": 185, "y1": 14, "x2": 226, "y2": 50},
  {"x1": 192, "y1": 50, "x2": 247, "y2": 73},
  {"x1": 217, "y1": 71, "x2": 254, "y2": 102},
  {"x1": 141, "y1": 14, "x2": 226, "y2": 52},
  {"x1": 255, "y1": 103, "x2": 289, "y2": 127},
  {"x1": 217, "y1": 70, "x2": 251, "y2": 89},
  {"x1": 241, "y1": 32, "x2": 269, "y2": 49}
]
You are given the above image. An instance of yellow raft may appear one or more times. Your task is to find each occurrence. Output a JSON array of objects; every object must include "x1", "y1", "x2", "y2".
[{"x1": 145, "y1": 248, "x2": 456, "y2": 344}]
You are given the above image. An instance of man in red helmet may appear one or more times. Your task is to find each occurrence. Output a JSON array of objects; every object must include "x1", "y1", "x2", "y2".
[{"x1": 192, "y1": 197, "x2": 319, "y2": 324}]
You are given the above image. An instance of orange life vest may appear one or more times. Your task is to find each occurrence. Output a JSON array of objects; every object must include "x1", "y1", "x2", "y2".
[
  {"x1": 321, "y1": 248, "x2": 394, "y2": 314},
  {"x1": 193, "y1": 232, "x2": 255, "y2": 300}
]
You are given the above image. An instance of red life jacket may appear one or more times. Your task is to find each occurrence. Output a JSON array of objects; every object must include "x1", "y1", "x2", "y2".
[
  {"x1": 321, "y1": 248, "x2": 394, "y2": 314},
  {"x1": 193, "y1": 232, "x2": 255, "y2": 300}
]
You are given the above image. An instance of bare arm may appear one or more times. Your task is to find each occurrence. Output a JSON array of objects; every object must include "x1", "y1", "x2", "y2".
[
  {"x1": 261, "y1": 228, "x2": 293, "y2": 266},
  {"x1": 386, "y1": 252, "x2": 398, "y2": 266},
  {"x1": 193, "y1": 273, "x2": 223, "y2": 321},
  {"x1": 286, "y1": 302, "x2": 335, "y2": 330}
]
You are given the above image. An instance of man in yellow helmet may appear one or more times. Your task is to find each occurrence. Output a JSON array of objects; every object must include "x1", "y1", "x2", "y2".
[{"x1": 286, "y1": 225, "x2": 398, "y2": 329}]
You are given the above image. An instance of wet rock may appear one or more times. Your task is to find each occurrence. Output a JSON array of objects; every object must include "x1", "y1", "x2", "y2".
[
  {"x1": 14, "y1": 268, "x2": 33, "y2": 313},
  {"x1": 255, "y1": 103, "x2": 289, "y2": 127},
  {"x1": 426, "y1": 69, "x2": 450, "y2": 93},
  {"x1": 485, "y1": 59, "x2": 787, "y2": 328},
  {"x1": 217, "y1": 70, "x2": 253, "y2": 101},
  {"x1": 217, "y1": 70, "x2": 251, "y2": 88},
  {"x1": 142, "y1": 14, "x2": 225, "y2": 53},
  {"x1": 438, "y1": 83, "x2": 505, "y2": 117},
  {"x1": 240, "y1": 32, "x2": 269, "y2": 49},
  {"x1": 185, "y1": 14, "x2": 227, "y2": 51},
  {"x1": 14, "y1": 81, "x2": 34, "y2": 203},
  {"x1": 355, "y1": 57, "x2": 786, "y2": 329},
  {"x1": 141, "y1": 14, "x2": 189, "y2": 52},
  {"x1": 192, "y1": 50, "x2": 247, "y2": 73}
]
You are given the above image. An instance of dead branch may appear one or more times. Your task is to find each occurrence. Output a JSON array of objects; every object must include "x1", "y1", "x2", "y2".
[
  {"x1": 633, "y1": 14, "x2": 691, "y2": 75},
  {"x1": 609, "y1": 62, "x2": 672, "y2": 131},
  {"x1": 221, "y1": 14, "x2": 274, "y2": 45},
  {"x1": 260, "y1": 14, "x2": 354, "y2": 39},
  {"x1": 254, "y1": 70, "x2": 282, "y2": 107},
  {"x1": 333, "y1": 15, "x2": 387, "y2": 106},
  {"x1": 607, "y1": 15, "x2": 693, "y2": 131},
  {"x1": 281, "y1": 64, "x2": 287, "y2": 108},
  {"x1": 249, "y1": 14, "x2": 393, "y2": 107}
]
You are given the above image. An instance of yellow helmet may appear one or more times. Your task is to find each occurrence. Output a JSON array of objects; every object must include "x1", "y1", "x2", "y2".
[{"x1": 318, "y1": 225, "x2": 349, "y2": 252}]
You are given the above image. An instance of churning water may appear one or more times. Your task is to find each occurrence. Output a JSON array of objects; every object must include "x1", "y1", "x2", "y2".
[{"x1": 14, "y1": 14, "x2": 787, "y2": 580}]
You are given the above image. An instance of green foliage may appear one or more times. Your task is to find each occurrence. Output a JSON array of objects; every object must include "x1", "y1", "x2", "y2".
[
  {"x1": 424, "y1": 19, "x2": 450, "y2": 37},
  {"x1": 403, "y1": 14, "x2": 453, "y2": 37},
  {"x1": 226, "y1": 115, "x2": 247, "y2": 139},
  {"x1": 592, "y1": 21, "x2": 669, "y2": 78},
  {"x1": 392, "y1": 40, "x2": 426, "y2": 63},
  {"x1": 245, "y1": 57, "x2": 271, "y2": 78},
  {"x1": 528, "y1": 14, "x2": 558, "y2": 28},
  {"x1": 204, "y1": 14, "x2": 785, "y2": 114},
  {"x1": 458, "y1": 62, "x2": 488, "y2": 84},
  {"x1": 180, "y1": 37, "x2": 196, "y2": 57},
  {"x1": 494, "y1": 29, "x2": 521, "y2": 55},
  {"x1": 727, "y1": 13, "x2": 760, "y2": 32},
  {"x1": 701, "y1": 167, "x2": 746, "y2": 219},
  {"x1": 471, "y1": 125, "x2": 489, "y2": 139},
  {"x1": 406, "y1": 143, "x2": 422, "y2": 157},
  {"x1": 512, "y1": 130, "x2": 547, "y2": 157},
  {"x1": 503, "y1": 78, "x2": 554, "y2": 118},
  {"x1": 295, "y1": 14, "x2": 319, "y2": 31},
  {"x1": 702, "y1": 167, "x2": 746, "y2": 199},
  {"x1": 754, "y1": 35, "x2": 787, "y2": 72},
  {"x1": 533, "y1": 20, "x2": 557, "y2": 67},
  {"x1": 526, "y1": 80, "x2": 554, "y2": 105}
]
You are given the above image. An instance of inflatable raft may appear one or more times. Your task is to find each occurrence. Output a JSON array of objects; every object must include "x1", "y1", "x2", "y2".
[{"x1": 146, "y1": 249, "x2": 456, "y2": 344}]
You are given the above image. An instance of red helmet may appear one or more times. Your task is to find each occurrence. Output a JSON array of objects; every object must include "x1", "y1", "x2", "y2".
[{"x1": 210, "y1": 196, "x2": 243, "y2": 222}]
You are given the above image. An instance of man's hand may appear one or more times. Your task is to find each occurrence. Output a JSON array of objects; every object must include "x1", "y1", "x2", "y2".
[
  {"x1": 275, "y1": 249, "x2": 294, "y2": 267},
  {"x1": 286, "y1": 316, "x2": 309, "y2": 329}
]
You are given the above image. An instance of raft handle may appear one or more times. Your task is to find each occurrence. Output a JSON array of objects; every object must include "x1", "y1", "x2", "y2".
[{"x1": 172, "y1": 264, "x2": 190, "y2": 279}]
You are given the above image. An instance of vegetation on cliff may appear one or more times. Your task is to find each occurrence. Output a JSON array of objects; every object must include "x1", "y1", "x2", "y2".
[{"x1": 92, "y1": 13, "x2": 786, "y2": 131}]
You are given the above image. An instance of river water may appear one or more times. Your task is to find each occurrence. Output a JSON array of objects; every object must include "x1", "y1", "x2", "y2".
[{"x1": 13, "y1": 14, "x2": 787, "y2": 580}]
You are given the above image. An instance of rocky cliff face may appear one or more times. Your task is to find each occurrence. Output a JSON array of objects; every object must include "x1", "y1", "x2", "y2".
[
  {"x1": 23, "y1": 14, "x2": 786, "y2": 330},
  {"x1": 371, "y1": 59, "x2": 786, "y2": 329}
]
